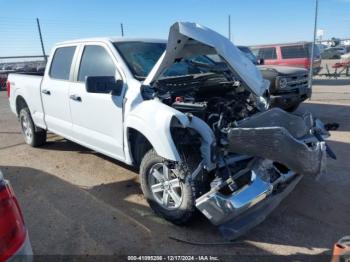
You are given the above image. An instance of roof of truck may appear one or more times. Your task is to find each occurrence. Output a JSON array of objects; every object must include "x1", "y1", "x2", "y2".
[
  {"x1": 250, "y1": 41, "x2": 312, "y2": 48},
  {"x1": 56, "y1": 37, "x2": 167, "y2": 46}
]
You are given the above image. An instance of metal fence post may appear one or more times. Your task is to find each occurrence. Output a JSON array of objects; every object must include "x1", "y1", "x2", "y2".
[
  {"x1": 308, "y1": 0, "x2": 318, "y2": 94},
  {"x1": 120, "y1": 23, "x2": 124, "y2": 37},
  {"x1": 36, "y1": 18, "x2": 47, "y2": 63},
  {"x1": 228, "y1": 15, "x2": 231, "y2": 41}
]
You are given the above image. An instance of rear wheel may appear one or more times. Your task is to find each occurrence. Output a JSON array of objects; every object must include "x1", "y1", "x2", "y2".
[
  {"x1": 19, "y1": 108, "x2": 46, "y2": 147},
  {"x1": 139, "y1": 149, "x2": 198, "y2": 225}
]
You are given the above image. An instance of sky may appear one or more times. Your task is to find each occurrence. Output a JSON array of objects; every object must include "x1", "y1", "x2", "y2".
[{"x1": 0, "y1": 0, "x2": 350, "y2": 57}]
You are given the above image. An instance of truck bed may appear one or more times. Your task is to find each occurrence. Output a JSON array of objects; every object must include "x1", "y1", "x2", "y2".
[{"x1": 8, "y1": 73, "x2": 45, "y2": 129}]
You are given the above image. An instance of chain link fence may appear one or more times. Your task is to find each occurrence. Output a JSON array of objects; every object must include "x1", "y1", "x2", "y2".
[{"x1": 0, "y1": 17, "x2": 124, "y2": 89}]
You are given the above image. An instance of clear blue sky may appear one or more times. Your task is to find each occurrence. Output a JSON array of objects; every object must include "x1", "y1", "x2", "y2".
[{"x1": 0, "y1": 0, "x2": 349, "y2": 57}]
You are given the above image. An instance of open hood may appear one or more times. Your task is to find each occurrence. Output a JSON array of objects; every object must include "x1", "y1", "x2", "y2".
[{"x1": 144, "y1": 22, "x2": 268, "y2": 97}]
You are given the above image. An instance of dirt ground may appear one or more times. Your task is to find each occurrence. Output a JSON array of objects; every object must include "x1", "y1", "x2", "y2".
[{"x1": 0, "y1": 76, "x2": 349, "y2": 261}]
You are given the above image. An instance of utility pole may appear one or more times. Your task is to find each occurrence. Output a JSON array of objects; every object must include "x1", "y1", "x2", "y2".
[
  {"x1": 308, "y1": 0, "x2": 318, "y2": 91},
  {"x1": 120, "y1": 23, "x2": 124, "y2": 37},
  {"x1": 36, "y1": 18, "x2": 47, "y2": 63},
  {"x1": 228, "y1": 15, "x2": 231, "y2": 41}
]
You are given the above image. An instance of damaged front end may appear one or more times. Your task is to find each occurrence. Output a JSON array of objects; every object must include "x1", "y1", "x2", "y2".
[
  {"x1": 143, "y1": 22, "x2": 335, "y2": 239},
  {"x1": 193, "y1": 108, "x2": 333, "y2": 240},
  {"x1": 226, "y1": 108, "x2": 329, "y2": 176}
]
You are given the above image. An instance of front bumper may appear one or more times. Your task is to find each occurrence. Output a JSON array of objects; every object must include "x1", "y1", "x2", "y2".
[
  {"x1": 218, "y1": 175, "x2": 302, "y2": 240},
  {"x1": 196, "y1": 172, "x2": 274, "y2": 226},
  {"x1": 270, "y1": 87, "x2": 311, "y2": 109}
]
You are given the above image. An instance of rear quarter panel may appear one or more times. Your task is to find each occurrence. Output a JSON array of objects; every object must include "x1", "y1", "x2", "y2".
[{"x1": 8, "y1": 74, "x2": 46, "y2": 129}]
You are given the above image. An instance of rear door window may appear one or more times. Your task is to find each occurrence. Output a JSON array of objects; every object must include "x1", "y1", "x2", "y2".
[
  {"x1": 281, "y1": 45, "x2": 308, "y2": 59},
  {"x1": 258, "y1": 47, "x2": 277, "y2": 60},
  {"x1": 49, "y1": 46, "x2": 76, "y2": 80},
  {"x1": 78, "y1": 45, "x2": 117, "y2": 82}
]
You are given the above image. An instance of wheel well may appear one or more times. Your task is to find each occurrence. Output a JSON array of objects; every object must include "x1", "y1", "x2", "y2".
[
  {"x1": 16, "y1": 96, "x2": 28, "y2": 116},
  {"x1": 128, "y1": 128, "x2": 153, "y2": 168}
]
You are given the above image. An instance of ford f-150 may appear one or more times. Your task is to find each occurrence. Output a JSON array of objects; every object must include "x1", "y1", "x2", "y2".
[{"x1": 7, "y1": 22, "x2": 333, "y2": 239}]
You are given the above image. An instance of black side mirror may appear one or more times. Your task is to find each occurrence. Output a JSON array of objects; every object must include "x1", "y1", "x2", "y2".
[
  {"x1": 257, "y1": 58, "x2": 264, "y2": 65},
  {"x1": 85, "y1": 76, "x2": 123, "y2": 96}
]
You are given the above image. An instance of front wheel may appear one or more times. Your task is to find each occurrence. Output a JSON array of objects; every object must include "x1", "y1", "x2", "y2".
[
  {"x1": 19, "y1": 107, "x2": 46, "y2": 147},
  {"x1": 139, "y1": 149, "x2": 197, "y2": 225}
]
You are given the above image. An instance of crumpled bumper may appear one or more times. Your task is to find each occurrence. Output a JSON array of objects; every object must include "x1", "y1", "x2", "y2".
[
  {"x1": 195, "y1": 108, "x2": 331, "y2": 239},
  {"x1": 218, "y1": 175, "x2": 302, "y2": 240},
  {"x1": 226, "y1": 108, "x2": 329, "y2": 176},
  {"x1": 196, "y1": 171, "x2": 273, "y2": 226},
  {"x1": 195, "y1": 169, "x2": 302, "y2": 240}
]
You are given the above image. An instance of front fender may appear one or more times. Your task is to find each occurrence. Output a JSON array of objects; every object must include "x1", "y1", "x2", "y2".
[
  {"x1": 125, "y1": 100, "x2": 216, "y2": 170},
  {"x1": 125, "y1": 100, "x2": 190, "y2": 162}
]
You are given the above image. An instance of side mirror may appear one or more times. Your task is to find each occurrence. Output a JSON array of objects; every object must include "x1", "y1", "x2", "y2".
[
  {"x1": 85, "y1": 76, "x2": 123, "y2": 96},
  {"x1": 257, "y1": 58, "x2": 264, "y2": 65}
]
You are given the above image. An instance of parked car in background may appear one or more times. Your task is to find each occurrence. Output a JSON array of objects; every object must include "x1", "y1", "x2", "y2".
[
  {"x1": 251, "y1": 42, "x2": 322, "y2": 74},
  {"x1": 316, "y1": 43, "x2": 327, "y2": 53},
  {"x1": 238, "y1": 46, "x2": 310, "y2": 111},
  {"x1": 321, "y1": 47, "x2": 346, "y2": 59},
  {"x1": 0, "y1": 169, "x2": 32, "y2": 261},
  {"x1": 0, "y1": 74, "x2": 8, "y2": 90}
]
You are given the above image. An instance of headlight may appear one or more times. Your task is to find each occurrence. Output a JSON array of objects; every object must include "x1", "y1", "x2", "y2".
[
  {"x1": 278, "y1": 77, "x2": 288, "y2": 89},
  {"x1": 256, "y1": 96, "x2": 269, "y2": 111}
]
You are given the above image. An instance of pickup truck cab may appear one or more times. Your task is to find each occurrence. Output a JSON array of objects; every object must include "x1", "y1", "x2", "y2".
[
  {"x1": 251, "y1": 42, "x2": 322, "y2": 75},
  {"x1": 7, "y1": 22, "x2": 332, "y2": 239}
]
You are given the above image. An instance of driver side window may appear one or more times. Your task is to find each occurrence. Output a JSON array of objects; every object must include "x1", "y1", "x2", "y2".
[{"x1": 78, "y1": 45, "x2": 118, "y2": 82}]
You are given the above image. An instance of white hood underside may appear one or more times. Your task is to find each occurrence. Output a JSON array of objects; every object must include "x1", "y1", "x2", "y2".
[{"x1": 144, "y1": 22, "x2": 268, "y2": 97}]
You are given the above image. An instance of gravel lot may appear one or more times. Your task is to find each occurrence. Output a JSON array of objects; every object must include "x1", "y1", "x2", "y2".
[{"x1": 0, "y1": 76, "x2": 349, "y2": 261}]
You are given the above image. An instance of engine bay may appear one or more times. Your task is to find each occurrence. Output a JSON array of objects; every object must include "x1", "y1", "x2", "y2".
[{"x1": 143, "y1": 72, "x2": 263, "y2": 136}]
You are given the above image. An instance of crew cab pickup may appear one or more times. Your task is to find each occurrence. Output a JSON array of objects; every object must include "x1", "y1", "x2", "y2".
[
  {"x1": 251, "y1": 42, "x2": 322, "y2": 75},
  {"x1": 238, "y1": 46, "x2": 310, "y2": 111},
  {"x1": 7, "y1": 22, "x2": 333, "y2": 240}
]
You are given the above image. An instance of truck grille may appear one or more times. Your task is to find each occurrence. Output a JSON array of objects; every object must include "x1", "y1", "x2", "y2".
[{"x1": 285, "y1": 73, "x2": 309, "y2": 89}]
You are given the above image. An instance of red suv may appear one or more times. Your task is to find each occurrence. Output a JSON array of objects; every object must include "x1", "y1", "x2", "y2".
[{"x1": 251, "y1": 42, "x2": 322, "y2": 74}]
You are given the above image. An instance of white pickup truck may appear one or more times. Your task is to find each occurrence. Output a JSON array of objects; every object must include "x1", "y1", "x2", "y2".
[{"x1": 7, "y1": 22, "x2": 333, "y2": 239}]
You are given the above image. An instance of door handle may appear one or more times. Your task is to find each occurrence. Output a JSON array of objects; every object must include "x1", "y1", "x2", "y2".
[
  {"x1": 41, "y1": 89, "x2": 51, "y2": 95},
  {"x1": 70, "y1": 94, "x2": 82, "y2": 102}
]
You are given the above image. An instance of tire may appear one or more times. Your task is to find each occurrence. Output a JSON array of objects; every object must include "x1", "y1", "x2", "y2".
[
  {"x1": 19, "y1": 107, "x2": 46, "y2": 147},
  {"x1": 139, "y1": 149, "x2": 198, "y2": 225}
]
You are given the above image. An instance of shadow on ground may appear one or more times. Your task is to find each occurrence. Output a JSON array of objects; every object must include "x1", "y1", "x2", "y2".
[
  {"x1": 1, "y1": 165, "x2": 336, "y2": 261},
  {"x1": 2, "y1": 100, "x2": 349, "y2": 260}
]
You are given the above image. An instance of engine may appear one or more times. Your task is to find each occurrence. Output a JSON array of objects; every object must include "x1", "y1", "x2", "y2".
[{"x1": 151, "y1": 73, "x2": 261, "y2": 134}]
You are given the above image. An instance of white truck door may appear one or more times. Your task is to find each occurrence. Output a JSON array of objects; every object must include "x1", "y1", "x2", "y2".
[
  {"x1": 69, "y1": 44, "x2": 125, "y2": 161},
  {"x1": 41, "y1": 45, "x2": 77, "y2": 138}
]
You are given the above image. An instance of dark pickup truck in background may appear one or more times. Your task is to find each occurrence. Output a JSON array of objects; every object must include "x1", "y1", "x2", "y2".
[{"x1": 238, "y1": 46, "x2": 310, "y2": 111}]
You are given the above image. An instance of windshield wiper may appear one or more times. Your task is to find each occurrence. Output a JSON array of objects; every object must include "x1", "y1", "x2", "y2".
[{"x1": 134, "y1": 75, "x2": 146, "y2": 81}]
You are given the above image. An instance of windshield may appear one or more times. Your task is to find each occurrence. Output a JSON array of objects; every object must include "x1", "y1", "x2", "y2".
[
  {"x1": 114, "y1": 41, "x2": 219, "y2": 80},
  {"x1": 163, "y1": 55, "x2": 217, "y2": 77},
  {"x1": 114, "y1": 42, "x2": 166, "y2": 80},
  {"x1": 237, "y1": 46, "x2": 258, "y2": 65}
]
